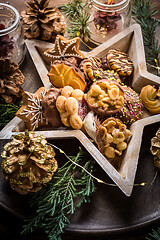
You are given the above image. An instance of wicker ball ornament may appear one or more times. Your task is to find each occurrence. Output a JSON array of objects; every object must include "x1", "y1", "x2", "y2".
[
  {"x1": 1, "y1": 131, "x2": 58, "y2": 194},
  {"x1": 21, "y1": 0, "x2": 65, "y2": 41}
]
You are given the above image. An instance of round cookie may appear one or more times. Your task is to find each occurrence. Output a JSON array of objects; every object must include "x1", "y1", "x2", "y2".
[
  {"x1": 106, "y1": 49, "x2": 134, "y2": 77},
  {"x1": 86, "y1": 79, "x2": 124, "y2": 116},
  {"x1": 96, "y1": 117, "x2": 132, "y2": 169},
  {"x1": 41, "y1": 88, "x2": 63, "y2": 128},
  {"x1": 114, "y1": 86, "x2": 143, "y2": 125}
]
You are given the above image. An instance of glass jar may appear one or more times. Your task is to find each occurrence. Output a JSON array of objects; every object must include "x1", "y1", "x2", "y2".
[
  {"x1": 0, "y1": 3, "x2": 26, "y2": 65},
  {"x1": 88, "y1": 0, "x2": 131, "y2": 44}
]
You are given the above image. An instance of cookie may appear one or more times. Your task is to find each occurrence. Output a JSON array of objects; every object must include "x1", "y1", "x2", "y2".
[
  {"x1": 114, "y1": 86, "x2": 143, "y2": 125},
  {"x1": 106, "y1": 49, "x2": 134, "y2": 76},
  {"x1": 80, "y1": 57, "x2": 103, "y2": 82},
  {"x1": 41, "y1": 88, "x2": 63, "y2": 128},
  {"x1": 80, "y1": 57, "x2": 121, "y2": 84},
  {"x1": 53, "y1": 59, "x2": 85, "y2": 79},
  {"x1": 48, "y1": 62, "x2": 86, "y2": 92},
  {"x1": 56, "y1": 86, "x2": 89, "y2": 129},
  {"x1": 44, "y1": 35, "x2": 85, "y2": 63},
  {"x1": 16, "y1": 87, "x2": 49, "y2": 131},
  {"x1": 140, "y1": 85, "x2": 160, "y2": 114},
  {"x1": 86, "y1": 79, "x2": 124, "y2": 116},
  {"x1": 96, "y1": 117, "x2": 132, "y2": 168}
]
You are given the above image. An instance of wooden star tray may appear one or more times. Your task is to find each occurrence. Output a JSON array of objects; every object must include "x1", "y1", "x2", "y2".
[{"x1": 0, "y1": 24, "x2": 160, "y2": 199}]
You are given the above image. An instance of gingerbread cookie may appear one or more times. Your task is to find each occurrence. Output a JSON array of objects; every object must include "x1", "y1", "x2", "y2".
[
  {"x1": 106, "y1": 49, "x2": 134, "y2": 76},
  {"x1": 86, "y1": 79, "x2": 124, "y2": 116},
  {"x1": 48, "y1": 62, "x2": 86, "y2": 91},
  {"x1": 140, "y1": 85, "x2": 160, "y2": 114},
  {"x1": 56, "y1": 86, "x2": 89, "y2": 129},
  {"x1": 16, "y1": 87, "x2": 49, "y2": 131},
  {"x1": 44, "y1": 35, "x2": 85, "y2": 63},
  {"x1": 114, "y1": 86, "x2": 143, "y2": 125},
  {"x1": 41, "y1": 88, "x2": 63, "y2": 128},
  {"x1": 96, "y1": 117, "x2": 132, "y2": 168}
]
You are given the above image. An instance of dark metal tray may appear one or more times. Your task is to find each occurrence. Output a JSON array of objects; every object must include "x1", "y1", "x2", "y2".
[{"x1": 0, "y1": 122, "x2": 160, "y2": 236}]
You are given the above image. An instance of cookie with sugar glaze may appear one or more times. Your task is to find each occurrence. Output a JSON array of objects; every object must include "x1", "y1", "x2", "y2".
[
  {"x1": 16, "y1": 87, "x2": 49, "y2": 131},
  {"x1": 44, "y1": 35, "x2": 85, "y2": 63},
  {"x1": 114, "y1": 86, "x2": 143, "y2": 125}
]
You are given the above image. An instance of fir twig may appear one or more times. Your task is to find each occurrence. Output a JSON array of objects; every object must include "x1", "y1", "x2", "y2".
[
  {"x1": 61, "y1": 0, "x2": 92, "y2": 43},
  {"x1": 132, "y1": 0, "x2": 160, "y2": 74},
  {"x1": 61, "y1": 0, "x2": 84, "y2": 19},
  {"x1": 22, "y1": 148, "x2": 96, "y2": 240},
  {"x1": 0, "y1": 97, "x2": 19, "y2": 130},
  {"x1": 146, "y1": 227, "x2": 160, "y2": 240}
]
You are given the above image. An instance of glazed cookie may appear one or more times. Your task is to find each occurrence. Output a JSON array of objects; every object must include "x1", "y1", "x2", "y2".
[
  {"x1": 16, "y1": 87, "x2": 49, "y2": 131},
  {"x1": 140, "y1": 85, "x2": 160, "y2": 114},
  {"x1": 106, "y1": 49, "x2": 134, "y2": 77},
  {"x1": 86, "y1": 79, "x2": 124, "y2": 116},
  {"x1": 79, "y1": 57, "x2": 103, "y2": 82},
  {"x1": 80, "y1": 57, "x2": 121, "y2": 84},
  {"x1": 41, "y1": 88, "x2": 63, "y2": 128},
  {"x1": 114, "y1": 86, "x2": 143, "y2": 125},
  {"x1": 44, "y1": 35, "x2": 85, "y2": 63},
  {"x1": 48, "y1": 62, "x2": 86, "y2": 92},
  {"x1": 96, "y1": 117, "x2": 132, "y2": 168},
  {"x1": 56, "y1": 86, "x2": 89, "y2": 129}
]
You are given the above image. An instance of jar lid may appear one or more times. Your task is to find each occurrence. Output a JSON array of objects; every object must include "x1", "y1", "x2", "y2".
[
  {"x1": 91, "y1": 0, "x2": 130, "y2": 12},
  {"x1": 0, "y1": 3, "x2": 20, "y2": 36}
]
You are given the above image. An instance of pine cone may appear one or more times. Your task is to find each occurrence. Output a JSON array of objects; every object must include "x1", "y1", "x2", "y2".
[
  {"x1": 1, "y1": 131, "x2": 58, "y2": 194},
  {"x1": 0, "y1": 59, "x2": 25, "y2": 103},
  {"x1": 21, "y1": 0, "x2": 65, "y2": 41},
  {"x1": 150, "y1": 128, "x2": 160, "y2": 168}
]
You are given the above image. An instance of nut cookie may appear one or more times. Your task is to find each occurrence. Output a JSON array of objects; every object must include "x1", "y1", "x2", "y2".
[
  {"x1": 86, "y1": 79, "x2": 124, "y2": 116},
  {"x1": 106, "y1": 49, "x2": 134, "y2": 77},
  {"x1": 96, "y1": 117, "x2": 132, "y2": 168},
  {"x1": 56, "y1": 86, "x2": 89, "y2": 129}
]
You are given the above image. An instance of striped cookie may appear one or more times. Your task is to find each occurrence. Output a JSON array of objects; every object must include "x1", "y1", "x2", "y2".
[{"x1": 106, "y1": 49, "x2": 134, "y2": 77}]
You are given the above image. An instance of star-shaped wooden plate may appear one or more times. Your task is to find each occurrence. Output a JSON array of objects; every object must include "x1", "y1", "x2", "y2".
[{"x1": 0, "y1": 24, "x2": 160, "y2": 196}]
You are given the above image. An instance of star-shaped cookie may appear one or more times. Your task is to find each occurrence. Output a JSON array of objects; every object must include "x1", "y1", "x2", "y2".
[
  {"x1": 44, "y1": 35, "x2": 85, "y2": 63},
  {"x1": 16, "y1": 87, "x2": 49, "y2": 131}
]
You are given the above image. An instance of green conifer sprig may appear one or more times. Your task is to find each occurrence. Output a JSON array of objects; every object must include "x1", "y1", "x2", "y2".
[
  {"x1": 0, "y1": 97, "x2": 19, "y2": 130},
  {"x1": 146, "y1": 227, "x2": 160, "y2": 240},
  {"x1": 132, "y1": 0, "x2": 160, "y2": 72},
  {"x1": 22, "y1": 148, "x2": 96, "y2": 240},
  {"x1": 61, "y1": 0, "x2": 92, "y2": 42},
  {"x1": 61, "y1": 0, "x2": 84, "y2": 19}
]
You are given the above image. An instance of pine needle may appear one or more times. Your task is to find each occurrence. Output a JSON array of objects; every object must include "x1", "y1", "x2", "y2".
[
  {"x1": 132, "y1": 0, "x2": 160, "y2": 74},
  {"x1": 21, "y1": 148, "x2": 96, "y2": 240},
  {"x1": 0, "y1": 97, "x2": 19, "y2": 130}
]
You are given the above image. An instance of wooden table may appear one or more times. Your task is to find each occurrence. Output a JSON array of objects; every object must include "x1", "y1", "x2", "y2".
[{"x1": 0, "y1": 1, "x2": 160, "y2": 240}]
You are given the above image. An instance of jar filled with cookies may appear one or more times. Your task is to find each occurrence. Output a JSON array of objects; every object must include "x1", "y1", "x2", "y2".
[{"x1": 88, "y1": 0, "x2": 131, "y2": 44}]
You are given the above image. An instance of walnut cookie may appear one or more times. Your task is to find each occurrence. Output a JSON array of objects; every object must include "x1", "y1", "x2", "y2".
[
  {"x1": 96, "y1": 117, "x2": 132, "y2": 169},
  {"x1": 86, "y1": 79, "x2": 124, "y2": 116}
]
